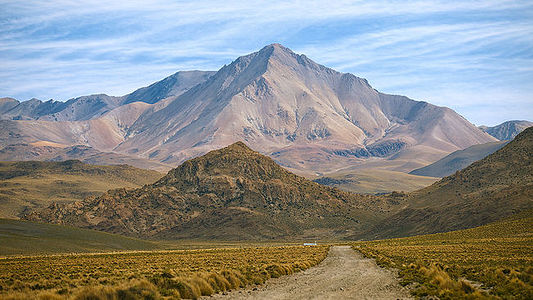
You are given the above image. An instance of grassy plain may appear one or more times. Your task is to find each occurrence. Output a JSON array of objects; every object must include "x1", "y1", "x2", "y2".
[
  {"x1": 0, "y1": 218, "x2": 161, "y2": 256},
  {"x1": 0, "y1": 245, "x2": 329, "y2": 299},
  {"x1": 354, "y1": 211, "x2": 533, "y2": 299}
]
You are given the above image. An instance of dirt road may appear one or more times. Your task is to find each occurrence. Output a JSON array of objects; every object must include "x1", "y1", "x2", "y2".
[{"x1": 208, "y1": 245, "x2": 412, "y2": 299}]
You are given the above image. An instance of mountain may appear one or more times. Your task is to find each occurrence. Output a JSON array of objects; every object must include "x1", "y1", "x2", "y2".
[
  {"x1": 0, "y1": 160, "x2": 163, "y2": 218},
  {"x1": 113, "y1": 43, "x2": 495, "y2": 173},
  {"x1": 0, "y1": 44, "x2": 495, "y2": 185},
  {"x1": 25, "y1": 142, "x2": 400, "y2": 240},
  {"x1": 362, "y1": 127, "x2": 533, "y2": 239},
  {"x1": 409, "y1": 141, "x2": 508, "y2": 178},
  {"x1": 480, "y1": 120, "x2": 533, "y2": 140}
]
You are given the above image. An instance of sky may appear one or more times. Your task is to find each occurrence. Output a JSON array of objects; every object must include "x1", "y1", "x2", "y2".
[{"x1": 1, "y1": 0, "x2": 532, "y2": 126}]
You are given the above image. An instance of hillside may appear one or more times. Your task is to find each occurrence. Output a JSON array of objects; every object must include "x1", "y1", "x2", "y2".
[
  {"x1": 25, "y1": 142, "x2": 400, "y2": 240},
  {"x1": 480, "y1": 120, "x2": 533, "y2": 140},
  {"x1": 0, "y1": 160, "x2": 163, "y2": 218},
  {"x1": 409, "y1": 141, "x2": 508, "y2": 178},
  {"x1": 362, "y1": 127, "x2": 533, "y2": 239},
  {"x1": 0, "y1": 218, "x2": 159, "y2": 256}
]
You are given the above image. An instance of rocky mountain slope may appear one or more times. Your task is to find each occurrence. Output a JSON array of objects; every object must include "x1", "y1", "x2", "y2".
[
  {"x1": 409, "y1": 141, "x2": 508, "y2": 178},
  {"x1": 480, "y1": 120, "x2": 533, "y2": 140},
  {"x1": 25, "y1": 142, "x2": 400, "y2": 240},
  {"x1": 0, "y1": 160, "x2": 162, "y2": 218},
  {"x1": 362, "y1": 127, "x2": 533, "y2": 239},
  {"x1": 1, "y1": 44, "x2": 495, "y2": 181}
]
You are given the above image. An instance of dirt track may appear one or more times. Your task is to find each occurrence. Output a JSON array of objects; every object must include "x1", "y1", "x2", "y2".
[{"x1": 208, "y1": 245, "x2": 412, "y2": 299}]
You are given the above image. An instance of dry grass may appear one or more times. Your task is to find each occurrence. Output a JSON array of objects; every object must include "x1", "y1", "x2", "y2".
[
  {"x1": 313, "y1": 168, "x2": 438, "y2": 194},
  {"x1": 0, "y1": 245, "x2": 329, "y2": 299},
  {"x1": 354, "y1": 212, "x2": 533, "y2": 299}
]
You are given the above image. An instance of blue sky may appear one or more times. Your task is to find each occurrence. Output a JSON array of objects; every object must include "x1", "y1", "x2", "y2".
[{"x1": 1, "y1": 0, "x2": 532, "y2": 126}]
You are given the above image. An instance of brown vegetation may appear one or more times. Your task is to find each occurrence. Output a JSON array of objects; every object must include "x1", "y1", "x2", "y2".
[{"x1": 0, "y1": 245, "x2": 329, "y2": 299}]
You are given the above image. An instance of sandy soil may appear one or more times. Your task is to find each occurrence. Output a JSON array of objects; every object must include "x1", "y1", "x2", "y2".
[{"x1": 207, "y1": 245, "x2": 412, "y2": 300}]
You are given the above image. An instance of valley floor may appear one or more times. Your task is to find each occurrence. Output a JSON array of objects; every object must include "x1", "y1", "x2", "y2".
[{"x1": 208, "y1": 246, "x2": 412, "y2": 300}]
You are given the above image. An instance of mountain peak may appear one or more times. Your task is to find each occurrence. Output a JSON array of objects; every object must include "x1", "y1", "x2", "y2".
[
  {"x1": 254, "y1": 43, "x2": 301, "y2": 64},
  {"x1": 159, "y1": 140, "x2": 282, "y2": 185},
  {"x1": 261, "y1": 43, "x2": 291, "y2": 52}
]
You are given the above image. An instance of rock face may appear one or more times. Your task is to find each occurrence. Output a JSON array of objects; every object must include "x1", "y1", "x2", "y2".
[
  {"x1": 409, "y1": 141, "x2": 508, "y2": 178},
  {"x1": 25, "y1": 142, "x2": 398, "y2": 240},
  {"x1": 480, "y1": 120, "x2": 533, "y2": 140},
  {"x1": 1, "y1": 44, "x2": 496, "y2": 175},
  {"x1": 363, "y1": 127, "x2": 533, "y2": 239}
]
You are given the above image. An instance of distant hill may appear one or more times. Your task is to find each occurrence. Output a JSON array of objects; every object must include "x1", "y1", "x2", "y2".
[
  {"x1": 409, "y1": 141, "x2": 508, "y2": 178},
  {"x1": 26, "y1": 142, "x2": 400, "y2": 240},
  {"x1": 480, "y1": 120, "x2": 533, "y2": 140},
  {"x1": 0, "y1": 160, "x2": 163, "y2": 218},
  {"x1": 362, "y1": 127, "x2": 533, "y2": 239},
  {"x1": 0, "y1": 218, "x2": 159, "y2": 256},
  {"x1": 0, "y1": 143, "x2": 172, "y2": 172}
]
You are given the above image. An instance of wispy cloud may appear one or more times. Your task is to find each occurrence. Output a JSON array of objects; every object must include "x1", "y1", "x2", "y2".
[{"x1": 0, "y1": 0, "x2": 532, "y2": 125}]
